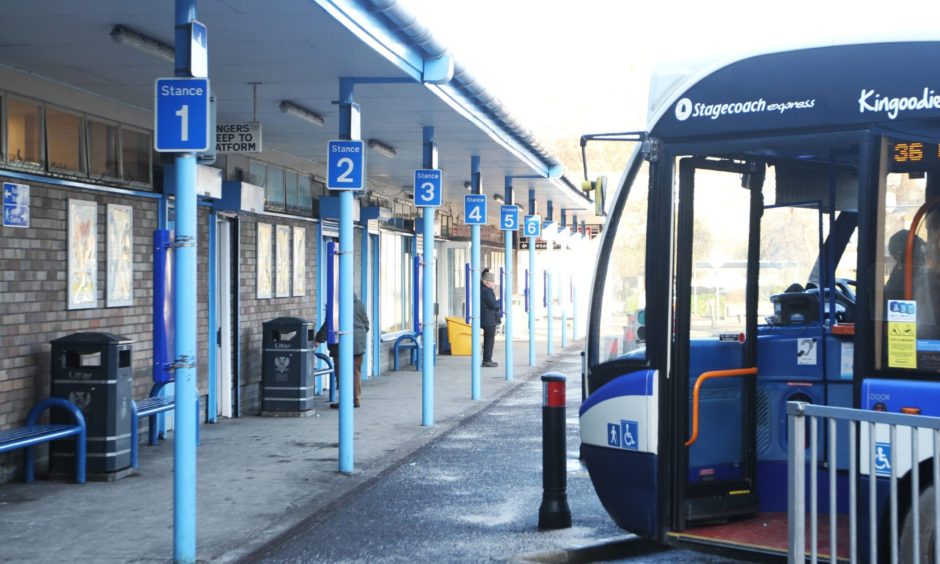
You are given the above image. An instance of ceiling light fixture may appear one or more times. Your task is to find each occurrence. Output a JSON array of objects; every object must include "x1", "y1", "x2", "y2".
[
  {"x1": 367, "y1": 138, "x2": 397, "y2": 159},
  {"x1": 464, "y1": 181, "x2": 472, "y2": 191},
  {"x1": 110, "y1": 25, "x2": 175, "y2": 63},
  {"x1": 279, "y1": 101, "x2": 325, "y2": 126},
  {"x1": 493, "y1": 193, "x2": 505, "y2": 204}
]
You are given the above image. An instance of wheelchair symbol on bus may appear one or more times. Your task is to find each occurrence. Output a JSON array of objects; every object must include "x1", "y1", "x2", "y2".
[
  {"x1": 874, "y1": 442, "x2": 891, "y2": 477},
  {"x1": 608, "y1": 420, "x2": 639, "y2": 451}
]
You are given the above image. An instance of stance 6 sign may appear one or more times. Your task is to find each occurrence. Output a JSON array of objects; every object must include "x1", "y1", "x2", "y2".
[
  {"x1": 154, "y1": 77, "x2": 210, "y2": 152},
  {"x1": 464, "y1": 194, "x2": 487, "y2": 225},
  {"x1": 327, "y1": 140, "x2": 365, "y2": 191},
  {"x1": 414, "y1": 169, "x2": 442, "y2": 207},
  {"x1": 524, "y1": 214, "x2": 542, "y2": 238},
  {"x1": 499, "y1": 205, "x2": 519, "y2": 231}
]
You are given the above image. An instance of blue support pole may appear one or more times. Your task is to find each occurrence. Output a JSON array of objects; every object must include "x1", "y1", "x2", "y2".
[
  {"x1": 336, "y1": 82, "x2": 358, "y2": 474},
  {"x1": 571, "y1": 215, "x2": 578, "y2": 341},
  {"x1": 421, "y1": 126, "x2": 436, "y2": 425},
  {"x1": 572, "y1": 280, "x2": 579, "y2": 341},
  {"x1": 546, "y1": 201, "x2": 554, "y2": 357},
  {"x1": 470, "y1": 156, "x2": 482, "y2": 400},
  {"x1": 503, "y1": 178, "x2": 514, "y2": 381},
  {"x1": 528, "y1": 189, "x2": 536, "y2": 367},
  {"x1": 372, "y1": 233, "x2": 381, "y2": 378},
  {"x1": 207, "y1": 210, "x2": 217, "y2": 423},
  {"x1": 173, "y1": 1, "x2": 198, "y2": 561}
]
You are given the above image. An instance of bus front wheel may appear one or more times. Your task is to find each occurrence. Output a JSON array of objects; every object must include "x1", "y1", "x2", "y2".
[{"x1": 901, "y1": 485, "x2": 936, "y2": 563}]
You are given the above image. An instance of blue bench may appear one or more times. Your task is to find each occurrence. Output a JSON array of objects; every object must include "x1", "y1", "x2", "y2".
[
  {"x1": 392, "y1": 333, "x2": 420, "y2": 371},
  {"x1": 130, "y1": 381, "x2": 199, "y2": 468},
  {"x1": 0, "y1": 397, "x2": 86, "y2": 484}
]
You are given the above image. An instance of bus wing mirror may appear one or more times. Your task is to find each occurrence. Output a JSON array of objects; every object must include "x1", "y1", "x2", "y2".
[{"x1": 594, "y1": 176, "x2": 607, "y2": 216}]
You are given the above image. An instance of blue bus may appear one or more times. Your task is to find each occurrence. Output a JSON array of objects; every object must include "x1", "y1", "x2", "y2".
[{"x1": 580, "y1": 39, "x2": 940, "y2": 560}]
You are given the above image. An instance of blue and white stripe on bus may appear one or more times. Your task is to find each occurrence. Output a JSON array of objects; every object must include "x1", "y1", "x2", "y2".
[{"x1": 580, "y1": 369, "x2": 658, "y2": 454}]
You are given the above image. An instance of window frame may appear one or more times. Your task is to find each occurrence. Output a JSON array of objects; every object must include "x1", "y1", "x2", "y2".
[
  {"x1": 5, "y1": 94, "x2": 45, "y2": 171},
  {"x1": 44, "y1": 104, "x2": 86, "y2": 176},
  {"x1": 85, "y1": 113, "x2": 122, "y2": 182},
  {"x1": 119, "y1": 124, "x2": 153, "y2": 187}
]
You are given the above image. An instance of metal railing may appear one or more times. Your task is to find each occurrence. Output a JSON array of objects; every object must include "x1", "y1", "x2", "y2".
[{"x1": 788, "y1": 401, "x2": 940, "y2": 563}]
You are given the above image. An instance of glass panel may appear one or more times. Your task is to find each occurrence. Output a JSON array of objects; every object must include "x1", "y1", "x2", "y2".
[
  {"x1": 597, "y1": 162, "x2": 649, "y2": 362},
  {"x1": 877, "y1": 138, "x2": 940, "y2": 372},
  {"x1": 285, "y1": 170, "x2": 299, "y2": 210},
  {"x1": 380, "y1": 231, "x2": 406, "y2": 332},
  {"x1": 759, "y1": 202, "x2": 823, "y2": 323},
  {"x1": 7, "y1": 98, "x2": 42, "y2": 167},
  {"x1": 266, "y1": 165, "x2": 285, "y2": 209},
  {"x1": 298, "y1": 175, "x2": 314, "y2": 213},
  {"x1": 122, "y1": 128, "x2": 151, "y2": 183},
  {"x1": 87, "y1": 119, "x2": 119, "y2": 178},
  {"x1": 46, "y1": 107, "x2": 83, "y2": 173},
  {"x1": 249, "y1": 162, "x2": 266, "y2": 187}
]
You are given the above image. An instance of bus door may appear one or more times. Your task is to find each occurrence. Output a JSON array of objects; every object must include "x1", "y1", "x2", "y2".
[{"x1": 671, "y1": 157, "x2": 762, "y2": 528}]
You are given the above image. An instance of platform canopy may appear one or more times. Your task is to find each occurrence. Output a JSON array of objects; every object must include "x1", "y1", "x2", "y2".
[{"x1": 0, "y1": 0, "x2": 593, "y2": 221}]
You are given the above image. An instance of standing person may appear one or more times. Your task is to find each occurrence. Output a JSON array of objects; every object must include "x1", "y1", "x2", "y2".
[
  {"x1": 481, "y1": 269, "x2": 501, "y2": 367},
  {"x1": 316, "y1": 294, "x2": 370, "y2": 408}
]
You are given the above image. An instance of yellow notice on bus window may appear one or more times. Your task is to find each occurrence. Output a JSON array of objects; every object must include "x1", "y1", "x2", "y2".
[{"x1": 887, "y1": 300, "x2": 917, "y2": 369}]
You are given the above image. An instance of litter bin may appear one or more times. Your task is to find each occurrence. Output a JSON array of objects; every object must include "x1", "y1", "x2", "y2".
[
  {"x1": 262, "y1": 317, "x2": 316, "y2": 413},
  {"x1": 50, "y1": 332, "x2": 133, "y2": 475},
  {"x1": 445, "y1": 316, "x2": 472, "y2": 356}
]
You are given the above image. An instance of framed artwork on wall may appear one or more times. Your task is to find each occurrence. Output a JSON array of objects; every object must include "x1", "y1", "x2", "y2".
[
  {"x1": 257, "y1": 222, "x2": 272, "y2": 299},
  {"x1": 293, "y1": 226, "x2": 305, "y2": 297},
  {"x1": 68, "y1": 199, "x2": 98, "y2": 309},
  {"x1": 275, "y1": 225, "x2": 290, "y2": 298},
  {"x1": 107, "y1": 204, "x2": 133, "y2": 307}
]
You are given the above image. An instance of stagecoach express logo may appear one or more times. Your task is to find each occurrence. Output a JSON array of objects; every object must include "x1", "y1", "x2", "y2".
[
  {"x1": 859, "y1": 87, "x2": 940, "y2": 120},
  {"x1": 674, "y1": 96, "x2": 815, "y2": 122}
]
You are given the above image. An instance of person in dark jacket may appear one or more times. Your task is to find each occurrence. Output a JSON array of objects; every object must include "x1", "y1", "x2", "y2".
[
  {"x1": 315, "y1": 294, "x2": 370, "y2": 408},
  {"x1": 481, "y1": 270, "x2": 501, "y2": 367}
]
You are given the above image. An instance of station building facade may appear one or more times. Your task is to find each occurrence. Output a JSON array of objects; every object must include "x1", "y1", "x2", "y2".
[{"x1": 0, "y1": 66, "x2": 509, "y2": 482}]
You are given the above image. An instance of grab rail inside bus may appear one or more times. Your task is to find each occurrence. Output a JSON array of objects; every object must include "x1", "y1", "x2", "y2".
[
  {"x1": 904, "y1": 196, "x2": 940, "y2": 300},
  {"x1": 685, "y1": 367, "x2": 758, "y2": 448}
]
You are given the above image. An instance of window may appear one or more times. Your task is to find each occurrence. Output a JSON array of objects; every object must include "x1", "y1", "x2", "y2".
[
  {"x1": 299, "y1": 176, "x2": 315, "y2": 214},
  {"x1": 285, "y1": 170, "x2": 299, "y2": 210},
  {"x1": 87, "y1": 118, "x2": 119, "y2": 179},
  {"x1": 249, "y1": 161, "x2": 267, "y2": 187},
  {"x1": 7, "y1": 97, "x2": 42, "y2": 167},
  {"x1": 121, "y1": 127, "x2": 151, "y2": 184},
  {"x1": 266, "y1": 166, "x2": 285, "y2": 209},
  {"x1": 876, "y1": 140, "x2": 940, "y2": 373},
  {"x1": 596, "y1": 162, "x2": 649, "y2": 362},
  {"x1": 45, "y1": 106, "x2": 83, "y2": 173}
]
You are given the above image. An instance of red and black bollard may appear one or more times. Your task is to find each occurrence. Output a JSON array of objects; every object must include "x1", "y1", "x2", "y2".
[{"x1": 538, "y1": 372, "x2": 572, "y2": 529}]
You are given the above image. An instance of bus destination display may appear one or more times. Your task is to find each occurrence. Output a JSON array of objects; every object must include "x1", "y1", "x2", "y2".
[{"x1": 890, "y1": 141, "x2": 940, "y2": 172}]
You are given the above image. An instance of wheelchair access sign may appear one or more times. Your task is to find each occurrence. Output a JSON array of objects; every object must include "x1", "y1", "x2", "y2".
[{"x1": 607, "y1": 419, "x2": 639, "y2": 451}]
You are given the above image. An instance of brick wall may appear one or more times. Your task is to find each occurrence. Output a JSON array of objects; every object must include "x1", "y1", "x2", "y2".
[
  {"x1": 235, "y1": 216, "x2": 318, "y2": 413},
  {"x1": 0, "y1": 177, "x2": 158, "y2": 482}
]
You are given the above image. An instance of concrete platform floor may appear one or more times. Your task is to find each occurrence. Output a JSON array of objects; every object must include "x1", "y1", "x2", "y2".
[{"x1": 0, "y1": 334, "x2": 586, "y2": 562}]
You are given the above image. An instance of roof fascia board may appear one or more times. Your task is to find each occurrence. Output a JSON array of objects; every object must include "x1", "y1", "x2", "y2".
[
  {"x1": 315, "y1": 0, "x2": 425, "y2": 82},
  {"x1": 425, "y1": 82, "x2": 551, "y2": 178}
]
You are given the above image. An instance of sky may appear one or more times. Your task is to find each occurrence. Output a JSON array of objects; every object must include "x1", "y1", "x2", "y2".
[{"x1": 397, "y1": 0, "x2": 940, "y2": 140}]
